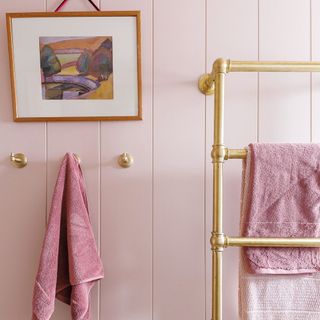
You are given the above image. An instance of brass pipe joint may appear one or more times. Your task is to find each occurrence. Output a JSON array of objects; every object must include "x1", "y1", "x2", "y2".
[
  {"x1": 198, "y1": 58, "x2": 230, "y2": 94},
  {"x1": 211, "y1": 145, "x2": 226, "y2": 163},
  {"x1": 213, "y1": 58, "x2": 230, "y2": 74},
  {"x1": 211, "y1": 232, "x2": 226, "y2": 252}
]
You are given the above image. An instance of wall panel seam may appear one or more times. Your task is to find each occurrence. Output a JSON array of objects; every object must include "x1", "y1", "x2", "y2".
[
  {"x1": 98, "y1": 120, "x2": 101, "y2": 320},
  {"x1": 151, "y1": 0, "x2": 155, "y2": 318},
  {"x1": 310, "y1": 0, "x2": 313, "y2": 142},
  {"x1": 204, "y1": 0, "x2": 208, "y2": 319},
  {"x1": 45, "y1": 0, "x2": 48, "y2": 225},
  {"x1": 257, "y1": 0, "x2": 260, "y2": 143},
  {"x1": 45, "y1": 122, "x2": 48, "y2": 223},
  {"x1": 99, "y1": 0, "x2": 102, "y2": 313},
  {"x1": 98, "y1": 0, "x2": 102, "y2": 318}
]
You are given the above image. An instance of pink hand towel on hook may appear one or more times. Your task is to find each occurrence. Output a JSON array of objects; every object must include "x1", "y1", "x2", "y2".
[
  {"x1": 32, "y1": 153, "x2": 104, "y2": 320},
  {"x1": 241, "y1": 143, "x2": 320, "y2": 274}
]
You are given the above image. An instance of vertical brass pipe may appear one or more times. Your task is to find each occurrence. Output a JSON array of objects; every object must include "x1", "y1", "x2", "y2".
[
  {"x1": 213, "y1": 251, "x2": 223, "y2": 320},
  {"x1": 214, "y1": 72, "x2": 225, "y2": 146},
  {"x1": 212, "y1": 68, "x2": 226, "y2": 320}
]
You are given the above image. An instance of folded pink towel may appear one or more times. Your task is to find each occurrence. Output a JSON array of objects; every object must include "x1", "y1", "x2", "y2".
[
  {"x1": 240, "y1": 144, "x2": 320, "y2": 319},
  {"x1": 241, "y1": 143, "x2": 320, "y2": 274},
  {"x1": 32, "y1": 153, "x2": 104, "y2": 320}
]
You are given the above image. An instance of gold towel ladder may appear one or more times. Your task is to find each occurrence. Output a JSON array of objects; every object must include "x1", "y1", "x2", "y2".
[{"x1": 198, "y1": 58, "x2": 320, "y2": 320}]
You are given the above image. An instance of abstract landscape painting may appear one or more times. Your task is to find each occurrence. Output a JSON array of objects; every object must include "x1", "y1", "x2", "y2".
[{"x1": 39, "y1": 36, "x2": 113, "y2": 100}]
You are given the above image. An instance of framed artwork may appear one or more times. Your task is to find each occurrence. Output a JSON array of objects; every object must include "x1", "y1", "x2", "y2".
[{"x1": 6, "y1": 11, "x2": 142, "y2": 121}]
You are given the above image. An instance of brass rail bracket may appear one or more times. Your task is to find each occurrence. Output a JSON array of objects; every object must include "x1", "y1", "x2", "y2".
[{"x1": 198, "y1": 73, "x2": 215, "y2": 95}]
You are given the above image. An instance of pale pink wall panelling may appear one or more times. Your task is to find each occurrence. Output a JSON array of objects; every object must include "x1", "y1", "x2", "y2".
[
  {"x1": 153, "y1": 0, "x2": 206, "y2": 319},
  {"x1": 0, "y1": 0, "x2": 46, "y2": 318},
  {"x1": 99, "y1": 0, "x2": 153, "y2": 319},
  {"x1": 259, "y1": 0, "x2": 311, "y2": 142},
  {"x1": 0, "y1": 0, "x2": 46, "y2": 320},
  {"x1": 0, "y1": 0, "x2": 317, "y2": 319},
  {"x1": 311, "y1": 0, "x2": 320, "y2": 142}
]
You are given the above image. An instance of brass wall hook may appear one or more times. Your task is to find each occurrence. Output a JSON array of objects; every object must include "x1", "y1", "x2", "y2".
[
  {"x1": 118, "y1": 153, "x2": 134, "y2": 168},
  {"x1": 73, "y1": 153, "x2": 81, "y2": 164},
  {"x1": 10, "y1": 152, "x2": 28, "y2": 168}
]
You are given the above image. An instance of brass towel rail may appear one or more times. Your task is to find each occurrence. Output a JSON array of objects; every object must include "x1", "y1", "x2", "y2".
[{"x1": 198, "y1": 58, "x2": 320, "y2": 320}]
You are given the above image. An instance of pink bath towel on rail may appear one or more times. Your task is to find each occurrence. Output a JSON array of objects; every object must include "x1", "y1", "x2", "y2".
[
  {"x1": 32, "y1": 153, "x2": 104, "y2": 320},
  {"x1": 241, "y1": 143, "x2": 320, "y2": 274},
  {"x1": 239, "y1": 144, "x2": 320, "y2": 319}
]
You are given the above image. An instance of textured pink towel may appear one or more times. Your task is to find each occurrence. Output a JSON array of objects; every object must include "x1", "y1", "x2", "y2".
[
  {"x1": 32, "y1": 153, "x2": 104, "y2": 320},
  {"x1": 239, "y1": 144, "x2": 320, "y2": 319},
  {"x1": 241, "y1": 143, "x2": 320, "y2": 274},
  {"x1": 239, "y1": 255, "x2": 320, "y2": 319}
]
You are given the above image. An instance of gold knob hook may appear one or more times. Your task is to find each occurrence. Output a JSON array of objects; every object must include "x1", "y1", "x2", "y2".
[
  {"x1": 118, "y1": 152, "x2": 134, "y2": 168},
  {"x1": 73, "y1": 153, "x2": 81, "y2": 164},
  {"x1": 10, "y1": 152, "x2": 28, "y2": 168}
]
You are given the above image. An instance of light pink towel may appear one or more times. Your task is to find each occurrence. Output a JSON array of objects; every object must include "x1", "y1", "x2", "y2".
[
  {"x1": 239, "y1": 256, "x2": 320, "y2": 319},
  {"x1": 32, "y1": 153, "x2": 104, "y2": 320},
  {"x1": 241, "y1": 143, "x2": 320, "y2": 274}
]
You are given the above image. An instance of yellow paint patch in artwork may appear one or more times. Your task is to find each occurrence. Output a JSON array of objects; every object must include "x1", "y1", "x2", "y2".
[
  {"x1": 85, "y1": 74, "x2": 113, "y2": 99},
  {"x1": 87, "y1": 75, "x2": 98, "y2": 81},
  {"x1": 57, "y1": 53, "x2": 81, "y2": 65},
  {"x1": 58, "y1": 66, "x2": 79, "y2": 76}
]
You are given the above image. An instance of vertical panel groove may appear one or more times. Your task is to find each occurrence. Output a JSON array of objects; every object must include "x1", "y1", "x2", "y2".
[
  {"x1": 257, "y1": 0, "x2": 260, "y2": 142},
  {"x1": 257, "y1": 0, "x2": 260, "y2": 61},
  {"x1": 45, "y1": 0, "x2": 48, "y2": 223},
  {"x1": 310, "y1": 0, "x2": 313, "y2": 142},
  {"x1": 204, "y1": 0, "x2": 208, "y2": 319},
  {"x1": 98, "y1": 1, "x2": 102, "y2": 318},
  {"x1": 98, "y1": 3, "x2": 101, "y2": 320},
  {"x1": 151, "y1": 0, "x2": 155, "y2": 315},
  {"x1": 98, "y1": 120, "x2": 101, "y2": 320},
  {"x1": 45, "y1": 1, "x2": 47, "y2": 224},
  {"x1": 45, "y1": 122, "x2": 48, "y2": 222}
]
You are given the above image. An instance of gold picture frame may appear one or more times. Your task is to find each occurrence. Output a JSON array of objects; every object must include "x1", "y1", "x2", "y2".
[{"x1": 6, "y1": 11, "x2": 142, "y2": 121}]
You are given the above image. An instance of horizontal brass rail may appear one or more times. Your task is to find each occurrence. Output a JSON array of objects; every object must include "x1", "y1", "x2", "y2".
[
  {"x1": 225, "y1": 148, "x2": 247, "y2": 160},
  {"x1": 199, "y1": 59, "x2": 320, "y2": 95},
  {"x1": 229, "y1": 60, "x2": 320, "y2": 73},
  {"x1": 225, "y1": 236, "x2": 320, "y2": 247}
]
